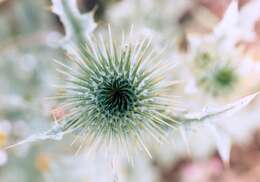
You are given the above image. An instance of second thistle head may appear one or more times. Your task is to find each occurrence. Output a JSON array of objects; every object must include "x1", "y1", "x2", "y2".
[
  {"x1": 189, "y1": 44, "x2": 239, "y2": 98},
  {"x1": 198, "y1": 63, "x2": 238, "y2": 97}
]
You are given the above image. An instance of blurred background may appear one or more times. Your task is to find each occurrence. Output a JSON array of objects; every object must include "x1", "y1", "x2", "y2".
[{"x1": 0, "y1": 0, "x2": 260, "y2": 181}]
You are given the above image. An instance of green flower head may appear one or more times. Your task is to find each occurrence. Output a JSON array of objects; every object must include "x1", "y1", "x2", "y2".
[
  {"x1": 198, "y1": 63, "x2": 238, "y2": 97},
  {"x1": 55, "y1": 29, "x2": 178, "y2": 156},
  {"x1": 194, "y1": 51, "x2": 215, "y2": 69}
]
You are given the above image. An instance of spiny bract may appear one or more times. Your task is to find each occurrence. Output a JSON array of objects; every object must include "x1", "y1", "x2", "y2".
[{"x1": 55, "y1": 29, "x2": 178, "y2": 155}]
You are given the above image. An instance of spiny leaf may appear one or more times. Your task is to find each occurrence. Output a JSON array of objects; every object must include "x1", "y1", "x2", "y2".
[
  {"x1": 51, "y1": 0, "x2": 97, "y2": 51},
  {"x1": 176, "y1": 92, "x2": 259, "y2": 124}
]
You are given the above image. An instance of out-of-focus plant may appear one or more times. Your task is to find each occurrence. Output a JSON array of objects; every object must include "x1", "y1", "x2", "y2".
[
  {"x1": 184, "y1": 0, "x2": 260, "y2": 100},
  {"x1": 172, "y1": 0, "x2": 260, "y2": 170}
]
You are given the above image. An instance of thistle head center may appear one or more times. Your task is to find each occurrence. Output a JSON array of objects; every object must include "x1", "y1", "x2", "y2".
[
  {"x1": 96, "y1": 76, "x2": 137, "y2": 117},
  {"x1": 215, "y1": 68, "x2": 236, "y2": 87}
]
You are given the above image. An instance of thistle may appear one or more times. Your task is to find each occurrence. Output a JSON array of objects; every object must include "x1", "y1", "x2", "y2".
[
  {"x1": 197, "y1": 60, "x2": 238, "y2": 97},
  {"x1": 193, "y1": 51, "x2": 216, "y2": 70},
  {"x1": 54, "y1": 29, "x2": 179, "y2": 156},
  {"x1": 186, "y1": 0, "x2": 260, "y2": 98},
  {"x1": 187, "y1": 39, "x2": 240, "y2": 97}
]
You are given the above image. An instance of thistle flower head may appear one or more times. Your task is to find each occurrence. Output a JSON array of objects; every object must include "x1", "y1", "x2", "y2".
[
  {"x1": 55, "y1": 28, "x2": 178, "y2": 156},
  {"x1": 193, "y1": 50, "x2": 216, "y2": 70},
  {"x1": 197, "y1": 62, "x2": 238, "y2": 97},
  {"x1": 187, "y1": 40, "x2": 240, "y2": 97}
]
